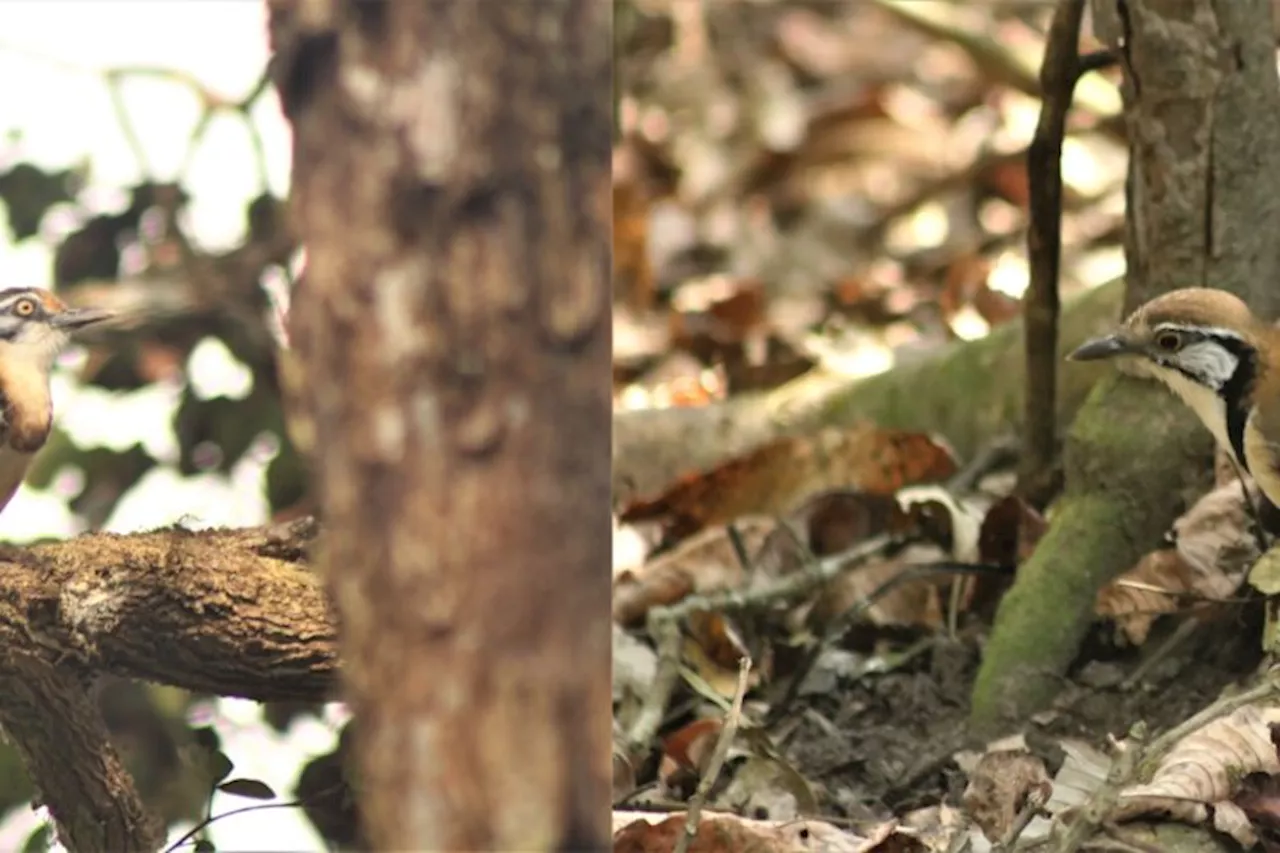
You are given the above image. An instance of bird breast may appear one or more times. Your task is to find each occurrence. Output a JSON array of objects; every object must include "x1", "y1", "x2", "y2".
[
  {"x1": 0, "y1": 356, "x2": 53, "y2": 454},
  {"x1": 0, "y1": 444, "x2": 35, "y2": 516},
  {"x1": 1245, "y1": 407, "x2": 1280, "y2": 506}
]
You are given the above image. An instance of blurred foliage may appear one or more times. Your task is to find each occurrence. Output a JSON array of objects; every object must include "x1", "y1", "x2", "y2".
[
  {"x1": 0, "y1": 45, "x2": 328, "y2": 844},
  {"x1": 0, "y1": 106, "x2": 305, "y2": 531}
]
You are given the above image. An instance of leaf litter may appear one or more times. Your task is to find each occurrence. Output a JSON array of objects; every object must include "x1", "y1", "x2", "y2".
[{"x1": 612, "y1": 1, "x2": 1280, "y2": 850}]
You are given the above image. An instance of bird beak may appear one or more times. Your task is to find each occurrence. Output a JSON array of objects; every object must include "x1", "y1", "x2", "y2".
[
  {"x1": 1067, "y1": 334, "x2": 1133, "y2": 362},
  {"x1": 50, "y1": 307, "x2": 114, "y2": 331}
]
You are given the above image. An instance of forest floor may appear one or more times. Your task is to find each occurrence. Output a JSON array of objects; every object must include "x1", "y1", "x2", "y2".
[{"x1": 612, "y1": 4, "x2": 1278, "y2": 851}]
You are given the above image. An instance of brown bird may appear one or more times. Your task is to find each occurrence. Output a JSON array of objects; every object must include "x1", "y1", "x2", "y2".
[
  {"x1": 0, "y1": 287, "x2": 112, "y2": 514},
  {"x1": 1068, "y1": 287, "x2": 1280, "y2": 507}
]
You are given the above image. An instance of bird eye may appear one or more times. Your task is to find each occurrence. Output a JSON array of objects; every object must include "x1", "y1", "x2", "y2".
[{"x1": 1154, "y1": 330, "x2": 1183, "y2": 352}]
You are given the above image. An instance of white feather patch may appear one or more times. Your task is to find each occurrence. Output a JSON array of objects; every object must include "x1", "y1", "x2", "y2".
[{"x1": 1173, "y1": 340, "x2": 1239, "y2": 391}]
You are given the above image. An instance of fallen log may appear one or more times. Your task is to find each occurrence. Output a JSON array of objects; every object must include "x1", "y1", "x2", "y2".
[{"x1": 615, "y1": 278, "x2": 1123, "y2": 503}]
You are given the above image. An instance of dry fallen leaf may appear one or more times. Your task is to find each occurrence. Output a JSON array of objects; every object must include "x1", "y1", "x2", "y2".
[
  {"x1": 960, "y1": 748, "x2": 1052, "y2": 842},
  {"x1": 612, "y1": 811, "x2": 920, "y2": 853},
  {"x1": 660, "y1": 718, "x2": 723, "y2": 793},
  {"x1": 1234, "y1": 765, "x2": 1280, "y2": 853},
  {"x1": 619, "y1": 426, "x2": 959, "y2": 541},
  {"x1": 1095, "y1": 549, "x2": 1197, "y2": 646},
  {"x1": 612, "y1": 517, "x2": 775, "y2": 626},
  {"x1": 1174, "y1": 479, "x2": 1261, "y2": 588},
  {"x1": 1114, "y1": 703, "x2": 1280, "y2": 848},
  {"x1": 977, "y1": 494, "x2": 1048, "y2": 566},
  {"x1": 1097, "y1": 479, "x2": 1261, "y2": 645},
  {"x1": 751, "y1": 489, "x2": 959, "y2": 632},
  {"x1": 750, "y1": 489, "x2": 907, "y2": 585},
  {"x1": 714, "y1": 754, "x2": 818, "y2": 822},
  {"x1": 1044, "y1": 739, "x2": 1110, "y2": 816},
  {"x1": 808, "y1": 545, "x2": 948, "y2": 632}
]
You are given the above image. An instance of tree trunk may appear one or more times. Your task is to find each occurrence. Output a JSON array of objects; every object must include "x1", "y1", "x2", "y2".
[
  {"x1": 970, "y1": 0, "x2": 1280, "y2": 735},
  {"x1": 268, "y1": 2, "x2": 613, "y2": 849}
]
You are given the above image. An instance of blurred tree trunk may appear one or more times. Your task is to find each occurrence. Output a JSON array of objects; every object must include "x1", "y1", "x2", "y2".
[
  {"x1": 268, "y1": 1, "x2": 612, "y2": 849},
  {"x1": 970, "y1": 0, "x2": 1280, "y2": 734}
]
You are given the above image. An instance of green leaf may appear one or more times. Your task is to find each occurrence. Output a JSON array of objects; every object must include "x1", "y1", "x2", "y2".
[
  {"x1": 1249, "y1": 545, "x2": 1280, "y2": 595},
  {"x1": 208, "y1": 750, "x2": 235, "y2": 785},
  {"x1": 194, "y1": 840, "x2": 216, "y2": 853},
  {"x1": 20, "y1": 823, "x2": 51, "y2": 853},
  {"x1": 217, "y1": 778, "x2": 277, "y2": 800},
  {"x1": 192, "y1": 725, "x2": 222, "y2": 753}
]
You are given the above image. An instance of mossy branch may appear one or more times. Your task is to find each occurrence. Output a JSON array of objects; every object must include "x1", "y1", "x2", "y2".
[{"x1": 615, "y1": 279, "x2": 1123, "y2": 504}]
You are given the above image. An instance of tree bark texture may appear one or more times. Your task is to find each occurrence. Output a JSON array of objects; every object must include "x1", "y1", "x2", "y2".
[
  {"x1": 970, "y1": 0, "x2": 1280, "y2": 735},
  {"x1": 269, "y1": 2, "x2": 613, "y2": 850},
  {"x1": 0, "y1": 520, "x2": 331, "y2": 852}
]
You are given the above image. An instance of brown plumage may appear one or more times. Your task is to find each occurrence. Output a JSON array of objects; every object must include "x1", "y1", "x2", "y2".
[{"x1": 1070, "y1": 287, "x2": 1280, "y2": 509}]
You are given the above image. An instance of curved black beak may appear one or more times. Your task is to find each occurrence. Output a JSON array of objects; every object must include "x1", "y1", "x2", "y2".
[
  {"x1": 1067, "y1": 334, "x2": 1132, "y2": 362},
  {"x1": 50, "y1": 307, "x2": 114, "y2": 331}
]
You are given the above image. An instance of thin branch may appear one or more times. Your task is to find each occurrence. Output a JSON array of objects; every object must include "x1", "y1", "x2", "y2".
[
  {"x1": 0, "y1": 43, "x2": 275, "y2": 189},
  {"x1": 674, "y1": 655, "x2": 751, "y2": 853},
  {"x1": 995, "y1": 782, "x2": 1049, "y2": 852},
  {"x1": 163, "y1": 784, "x2": 345, "y2": 853},
  {"x1": 869, "y1": 0, "x2": 1120, "y2": 126},
  {"x1": 1019, "y1": 0, "x2": 1087, "y2": 504},
  {"x1": 1077, "y1": 49, "x2": 1118, "y2": 76},
  {"x1": 626, "y1": 616, "x2": 684, "y2": 754},
  {"x1": 652, "y1": 533, "x2": 894, "y2": 625}
]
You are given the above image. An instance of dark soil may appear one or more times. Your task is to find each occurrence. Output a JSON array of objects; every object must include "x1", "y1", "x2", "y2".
[{"x1": 773, "y1": 609, "x2": 1265, "y2": 824}]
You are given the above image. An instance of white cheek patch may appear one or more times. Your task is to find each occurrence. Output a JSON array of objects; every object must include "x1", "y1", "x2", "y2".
[{"x1": 1173, "y1": 341, "x2": 1239, "y2": 390}]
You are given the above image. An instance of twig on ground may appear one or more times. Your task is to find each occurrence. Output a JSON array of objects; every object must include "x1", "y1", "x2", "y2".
[
  {"x1": 768, "y1": 560, "x2": 1010, "y2": 724},
  {"x1": 948, "y1": 435, "x2": 1022, "y2": 495},
  {"x1": 674, "y1": 655, "x2": 752, "y2": 853},
  {"x1": 655, "y1": 533, "x2": 895, "y2": 625},
  {"x1": 1020, "y1": 0, "x2": 1088, "y2": 505},
  {"x1": 1118, "y1": 617, "x2": 1200, "y2": 691},
  {"x1": 1136, "y1": 672, "x2": 1280, "y2": 778},
  {"x1": 1050, "y1": 721, "x2": 1146, "y2": 853},
  {"x1": 626, "y1": 616, "x2": 684, "y2": 755},
  {"x1": 996, "y1": 782, "x2": 1050, "y2": 851},
  {"x1": 628, "y1": 532, "x2": 894, "y2": 741}
]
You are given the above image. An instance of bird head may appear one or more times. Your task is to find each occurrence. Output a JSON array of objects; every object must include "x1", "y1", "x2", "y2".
[
  {"x1": 0, "y1": 287, "x2": 114, "y2": 372},
  {"x1": 1068, "y1": 287, "x2": 1265, "y2": 462},
  {"x1": 1070, "y1": 288, "x2": 1261, "y2": 388}
]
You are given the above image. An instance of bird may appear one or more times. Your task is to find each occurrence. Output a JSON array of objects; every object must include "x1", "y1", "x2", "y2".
[
  {"x1": 1067, "y1": 287, "x2": 1280, "y2": 509},
  {"x1": 0, "y1": 287, "x2": 112, "y2": 515}
]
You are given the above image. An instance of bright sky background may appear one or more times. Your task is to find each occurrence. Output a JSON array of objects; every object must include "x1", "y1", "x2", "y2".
[{"x1": 0, "y1": 3, "x2": 333, "y2": 851}]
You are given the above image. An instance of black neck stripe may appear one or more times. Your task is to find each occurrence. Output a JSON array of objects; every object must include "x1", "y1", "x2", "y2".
[{"x1": 1217, "y1": 336, "x2": 1257, "y2": 469}]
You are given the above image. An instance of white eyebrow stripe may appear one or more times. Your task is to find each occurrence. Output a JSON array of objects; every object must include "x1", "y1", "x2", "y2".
[{"x1": 1152, "y1": 323, "x2": 1245, "y2": 341}]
